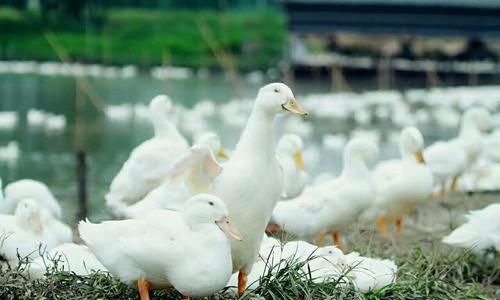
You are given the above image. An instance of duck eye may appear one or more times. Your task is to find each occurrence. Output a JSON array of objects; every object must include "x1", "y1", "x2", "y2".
[
  {"x1": 274, "y1": 88, "x2": 279, "y2": 93},
  {"x1": 208, "y1": 201, "x2": 214, "y2": 206}
]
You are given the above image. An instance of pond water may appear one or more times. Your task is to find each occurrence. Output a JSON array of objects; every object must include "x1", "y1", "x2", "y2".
[{"x1": 0, "y1": 71, "x2": 477, "y2": 225}]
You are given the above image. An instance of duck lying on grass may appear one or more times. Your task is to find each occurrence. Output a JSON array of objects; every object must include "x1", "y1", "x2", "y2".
[
  {"x1": 80, "y1": 194, "x2": 242, "y2": 300},
  {"x1": 442, "y1": 203, "x2": 500, "y2": 260},
  {"x1": 29, "y1": 243, "x2": 107, "y2": 279},
  {"x1": 0, "y1": 198, "x2": 71, "y2": 270},
  {"x1": 226, "y1": 236, "x2": 397, "y2": 294}
]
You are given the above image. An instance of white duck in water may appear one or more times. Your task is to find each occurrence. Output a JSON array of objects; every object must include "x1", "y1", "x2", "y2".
[
  {"x1": 29, "y1": 243, "x2": 107, "y2": 279},
  {"x1": 106, "y1": 95, "x2": 189, "y2": 217},
  {"x1": 442, "y1": 203, "x2": 500, "y2": 259},
  {"x1": 122, "y1": 144, "x2": 223, "y2": 218},
  {"x1": 276, "y1": 134, "x2": 307, "y2": 199},
  {"x1": 1, "y1": 179, "x2": 62, "y2": 219},
  {"x1": 212, "y1": 82, "x2": 307, "y2": 295},
  {"x1": 79, "y1": 194, "x2": 242, "y2": 300},
  {"x1": 270, "y1": 139, "x2": 377, "y2": 250},
  {"x1": 425, "y1": 107, "x2": 491, "y2": 197},
  {"x1": 365, "y1": 126, "x2": 433, "y2": 238}
]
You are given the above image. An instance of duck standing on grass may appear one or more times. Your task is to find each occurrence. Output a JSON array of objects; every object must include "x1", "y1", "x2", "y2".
[
  {"x1": 212, "y1": 83, "x2": 308, "y2": 295},
  {"x1": 79, "y1": 194, "x2": 242, "y2": 300},
  {"x1": 270, "y1": 139, "x2": 377, "y2": 250},
  {"x1": 425, "y1": 107, "x2": 491, "y2": 197},
  {"x1": 364, "y1": 126, "x2": 433, "y2": 238}
]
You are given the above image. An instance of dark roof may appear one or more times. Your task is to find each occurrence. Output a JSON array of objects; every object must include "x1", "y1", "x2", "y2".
[
  {"x1": 283, "y1": 0, "x2": 500, "y2": 37},
  {"x1": 281, "y1": 0, "x2": 500, "y2": 9}
]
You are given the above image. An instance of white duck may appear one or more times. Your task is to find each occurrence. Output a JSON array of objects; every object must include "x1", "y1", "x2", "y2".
[
  {"x1": 0, "y1": 199, "x2": 58, "y2": 269},
  {"x1": 80, "y1": 194, "x2": 242, "y2": 300},
  {"x1": 106, "y1": 95, "x2": 189, "y2": 217},
  {"x1": 366, "y1": 127, "x2": 433, "y2": 238},
  {"x1": 276, "y1": 134, "x2": 307, "y2": 199},
  {"x1": 193, "y1": 131, "x2": 229, "y2": 160},
  {"x1": 212, "y1": 82, "x2": 307, "y2": 295},
  {"x1": 1, "y1": 179, "x2": 62, "y2": 219},
  {"x1": 0, "y1": 141, "x2": 19, "y2": 161},
  {"x1": 442, "y1": 203, "x2": 500, "y2": 259},
  {"x1": 226, "y1": 239, "x2": 343, "y2": 293},
  {"x1": 425, "y1": 107, "x2": 491, "y2": 197},
  {"x1": 40, "y1": 209, "x2": 73, "y2": 244},
  {"x1": 29, "y1": 243, "x2": 107, "y2": 279},
  {"x1": 270, "y1": 138, "x2": 378, "y2": 250},
  {"x1": 122, "y1": 144, "x2": 222, "y2": 218},
  {"x1": 343, "y1": 252, "x2": 398, "y2": 292}
]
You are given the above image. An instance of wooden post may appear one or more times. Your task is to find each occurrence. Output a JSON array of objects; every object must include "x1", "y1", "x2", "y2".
[
  {"x1": 427, "y1": 68, "x2": 441, "y2": 88},
  {"x1": 331, "y1": 64, "x2": 343, "y2": 92},
  {"x1": 76, "y1": 151, "x2": 88, "y2": 220},
  {"x1": 468, "y1": 66, "x2": 478, "y2": 86},
  {"x1": 377, "y1": 57, "x2": 390, "y2": 90}
]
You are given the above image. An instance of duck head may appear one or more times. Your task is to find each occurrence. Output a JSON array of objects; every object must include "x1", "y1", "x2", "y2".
[
  {"x1": 462, "y1": 107, "x2": 492, "y2": 133},
  {"x1": 149, "y1": 94, "x2": 173, "y2": 116},
  {"x1": 15, "y1": 198, "x2": 43, "y2": 234},
  {"x1": 345, "y1": 138, "x2": 379, "y2": 167},
  {"x1": 194, "y1": 132, "x2": 229, "y2": 159},
  {"x1": 341, "y1": 138, "x2": 378, "y2": 179},
  {"x1": 183, "y1": 193, "x2": 242, "y2": 241},
  {"x1": 400, "y1": 126, "x2": 425, "y2": 164},
  {"x1": 256, "y1": 83, "x2": 307, "y2": 116},
  {"x1": 277, "y1": 133, "x2": 305, "y2": 170}
]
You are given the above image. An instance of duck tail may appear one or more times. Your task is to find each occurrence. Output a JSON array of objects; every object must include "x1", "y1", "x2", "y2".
[
  {"x1": 78, "y1": 219, "x2": 101, "y2": 248},
  {"x1": 442, "y1": 225, "x2": 476, "y2": 247}
]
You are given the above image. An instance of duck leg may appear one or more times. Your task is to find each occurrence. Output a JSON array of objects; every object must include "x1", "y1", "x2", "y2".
[
  {"x1": 237, "y1": 271, "x2": 248, "y2": 296},
  {"x1": 438, "y1": 182, "x2": 447, "y2": 199},
  {"x1": 450, "y1": 175, "x2": 459, "y2": 192},
  {"x1": 377, "y1": 216, "x2": 388, "y2": 238},
  {"x1": 315, "y1": 232, "x2": 325, "y2": 247},
  {"x1": 331, "y1": 231, "x2": 346, "y2": 251},
  {"x1": 137, "y1": 279, "x2": 151, "y2": 300},
  {"x1": 265, "y1": 224, "x2": 281, "y2": 234},
  {"x1": 395, "y1": 215, "x2": 403, "y2": 238}
]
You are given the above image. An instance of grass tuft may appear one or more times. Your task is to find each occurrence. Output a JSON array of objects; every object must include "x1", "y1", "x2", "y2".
[{"x1": 0, "y1": 245, "x2": 498, "y2": 300}]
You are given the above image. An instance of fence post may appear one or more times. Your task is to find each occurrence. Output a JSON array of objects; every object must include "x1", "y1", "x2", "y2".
[{"x1": 76, "y1": 151, "x2": 88, "y2": 220}]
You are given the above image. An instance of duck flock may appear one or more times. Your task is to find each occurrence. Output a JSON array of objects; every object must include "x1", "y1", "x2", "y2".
[{"x1": 1, "y1": 83, "x2": 500, "y2": 299}]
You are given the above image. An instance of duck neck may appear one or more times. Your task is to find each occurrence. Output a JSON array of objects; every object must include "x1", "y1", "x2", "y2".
[
  {"x1": 16, "y1": 214, "x2": 43, "y2": 234},
  {"x1": 459, "y1": 117, "x2": 481, "y2": 139},
  {"x1": 152, "y1": 114, "x2": 181, "y2": 139},
  {"x1": 399, "y1": 144, "x2": 416, "y2": 162},
  {"x1": 340, "y1": 153, "x2": 369, "y2": 180},
  {"x1": 184, "y1": 169, "x2": 212, "y2": 193},
  {"x1": 234, "y1": 108, "x2": 276, "y2": 160}
]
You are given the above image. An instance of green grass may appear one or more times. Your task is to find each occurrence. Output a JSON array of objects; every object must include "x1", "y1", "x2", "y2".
[
  {"x1": 1, "y1": 194, "x2": 499, "y2": 299},
  {"x1": 1, "y1": 246, "x2": 498, "y2": 300},
  {"x1": 0, "y1": 7, "x2": 286, "y2": 70}
]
